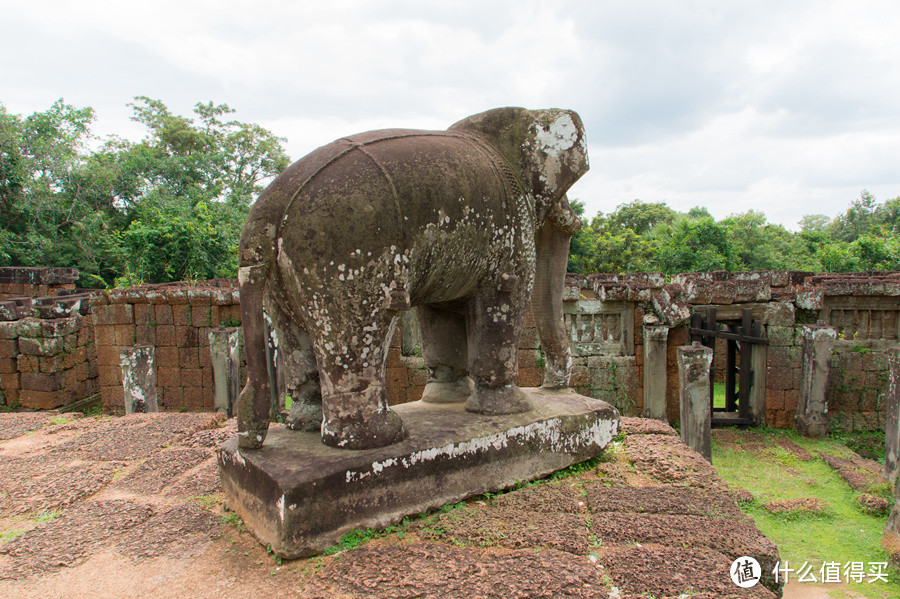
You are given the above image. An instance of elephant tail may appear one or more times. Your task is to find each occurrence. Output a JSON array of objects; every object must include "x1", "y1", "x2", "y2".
[
  {"x1": 236, "y1": 262, "x2": 274, "y2": 449},
  {"x1": 236, "y1": 195, "x2": 280, "y2": 448}
]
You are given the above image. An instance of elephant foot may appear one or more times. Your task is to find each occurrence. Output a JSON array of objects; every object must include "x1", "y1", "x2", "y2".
[
  {"x1": 322, "y1": 408, "x2": 407, "y2": 449},
  {"x1": 541, "y1": 371, "x2": 570, "y2": 390},
  {"x1": 237, "y1": 385, "x2": 269, "y2": 450},
  {"x1": 465, "y1": 384, "x2": 532, "y2": 415},
  {"x1": 237, "y1": 428, "x2": 267, "y2": 450},
  {"x1": 421, "y1": 376, "x2": 474, "y2": 404},
  {"x1": 286, "y1": 401, "x2": 323, "y2": 432}
]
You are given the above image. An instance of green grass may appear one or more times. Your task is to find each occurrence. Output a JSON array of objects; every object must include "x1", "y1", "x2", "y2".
[
  {"x1": 713, "y1": 428, "x2": 899, "y2": 597},
  {"x1": 0, "y1": 529, "x2": 25, "y2": 542},
  {"x1": 32, "y1": 510, "x2": 61, "y2": 524},
  {"x1": 712, "y1": 381, "x2": 729, "y2": 409},
  {"x1": 322, "y1": 518, "x2": 410, "y2": 555}
]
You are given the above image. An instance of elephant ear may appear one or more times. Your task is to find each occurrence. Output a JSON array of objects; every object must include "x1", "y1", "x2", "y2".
[{"x1": 521, "y1": 109, "x2": 589, "y2": 210}]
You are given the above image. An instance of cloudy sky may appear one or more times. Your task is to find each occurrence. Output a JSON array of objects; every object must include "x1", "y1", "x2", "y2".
[{"x1": 4, "y1": 0, "x2": 900, "y2": 228}]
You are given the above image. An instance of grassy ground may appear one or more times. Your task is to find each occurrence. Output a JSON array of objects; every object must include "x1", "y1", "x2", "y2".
[{"x1": 712, "y1": 427, "x2": 898, "y2": 598}]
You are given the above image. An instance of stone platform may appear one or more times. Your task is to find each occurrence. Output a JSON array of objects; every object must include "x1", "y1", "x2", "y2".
[{"x1": 217, "y1": 388, "x2": 620, "y2": 558}]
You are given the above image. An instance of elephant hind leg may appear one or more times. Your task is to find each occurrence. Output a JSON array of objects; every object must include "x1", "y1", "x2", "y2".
[
  {"x1": 264, "y1": 299, "x2": 322, "y2": 432},
  {"x1": 417, "y1": 305, "x2": 473, "y2": 403},
  {"x1": 314, "y1": 310, "x2": 407, "y2": 449}
]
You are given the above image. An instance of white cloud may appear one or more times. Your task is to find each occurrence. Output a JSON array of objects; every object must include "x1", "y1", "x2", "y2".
[{"x1": 3, "y1": 0, "x2": 900, "y2": 228}]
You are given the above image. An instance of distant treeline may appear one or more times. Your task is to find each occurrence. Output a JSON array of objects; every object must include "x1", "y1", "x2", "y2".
[
  {"x1": 1, "y1": 100, "x2": 898, "y2": 288},
  {"x1": 567, "y1": 192, "x2": 900, "y2": 275}
]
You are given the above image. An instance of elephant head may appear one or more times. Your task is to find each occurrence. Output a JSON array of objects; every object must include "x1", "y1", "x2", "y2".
[{"x1": 450, "y1": 107, "x2": 589, "y2": 388}]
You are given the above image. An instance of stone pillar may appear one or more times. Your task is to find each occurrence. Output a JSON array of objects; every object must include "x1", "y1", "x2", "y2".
[
  {"x1": 678, "y1": 343, "x2": 713, "y2": 462},
  {"x1": 794, "y1": 325, "x2": 836, "y2": 437},
  {"x1": 642, "y1": 322, "x2": 669, "y2": 420},
  {"x1": 209, "y1": 327, "x2": 243, "y2": 418},
  {"x1": 749, "y1": 339, "x2": 768, "y2": 426},
  {"x1": 883, "y1": 347, "x2": 900, "y2": 485},
  {"x1": 120, "y1": 345, "x2": 158, "y2": 414}
]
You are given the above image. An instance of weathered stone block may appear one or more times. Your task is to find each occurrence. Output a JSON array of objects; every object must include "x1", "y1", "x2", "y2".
[
  {"x1": 19, "y1": 388, "x2": 65, "y2": 410},
  {"x1": 677, "y1": 344, "x2": 712, "y2": 462},
  {"x1": 120, "y1": 345, "x2": 158, "y2": 414},
  {"x1": 155, "y1": 304, "x2": 174, "y2": 325},
  {"x1": 179, "y1": 347, "x2": 200, "y2": 369},
  {"x1": 20, "y1": 371, "x2": 63, "y2": 392},
  {"x1": 407, "y1": 366, "x2": 428, "y2": 387},
  {"x1": 883, "y1": 347, "x2": 900, "y2": 486},
  {"x1": 92, "y1": 303, "x2": 134, "y2": 326},
  {"x1": 0, "y1": 357, "x2": 17, "y2": 375},
  {"x1": 94, "y1": 325, "x2": 116, "y2": 347},
  {"x1": 517, "y1": 327, "x2": 540, "y2": 350},
  {"x1": 642, "y1": 324, "x2": 669, "y2": 421},
  {"x1": 651, "y1": 285, "x2": 691, "y2": 326},
  {"x1": 795, "y1": 325, "x2": 837, "y2": 437},
  {"x1": 114, "y1": 324, "x2": 135, "y2": 346},
  {"x1": 134, "y1": 303, "x2": 154, "y2": 326},
  {"x1": 0, "y1": 338, "x2": 18, "y2": 357},
  {"x1": 769, "y1": 346, "x2": 801, "y2": 365},
  {"x1": 16, "y1": 316, "x2": 82, "y2": 339},
  {"x1": 175, "y1": 326, "x2": 197, "y2": 348},
  {"x1": 219, "y1": 389, "x2": 620, "y2": 558},
  {"x1": 762, "y1": 302, "x2": 795, "y2": 326},
  {"x1": 172, "y1": 304, "x2": 191, "y2": 327},
  {"x1": 18, "y1": 335, "x2": 64, "y2": 357},
  {"x1": 0, "y1": 322, "x2": 20, "y2": 339},
  {"x1": 516, "y1": 368, "x2": 542, "y2": 387},
  {"x1": 767, "y1": 326, "x2": 794, "y2": 347},
  {"x1": 192, "y1": 305, "x2": 213, "y2": 328}
]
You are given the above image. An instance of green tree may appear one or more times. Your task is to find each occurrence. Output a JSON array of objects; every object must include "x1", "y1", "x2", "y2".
[
  {"x1": 798, "y1": 213, "x2": 831, "y2": 233},
  {"x1": 653, "y1": 217, "x2": 736, "y2": 273},
  {"x1": 828, "y1": 190, "x2": 878, "y2": 242},
  {"x1": 0, "y1": 98, "x2": 290, "y2": 286}
]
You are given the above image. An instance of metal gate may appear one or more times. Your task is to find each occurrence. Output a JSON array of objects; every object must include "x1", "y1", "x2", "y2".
[{"x1": 690, "y1": 307, "x2": 768, "y2": 426}]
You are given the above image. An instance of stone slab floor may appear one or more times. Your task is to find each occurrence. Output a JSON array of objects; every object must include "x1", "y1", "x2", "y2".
[{"x1": 0, "y1": 412, "x2": 780, "y2": 598}]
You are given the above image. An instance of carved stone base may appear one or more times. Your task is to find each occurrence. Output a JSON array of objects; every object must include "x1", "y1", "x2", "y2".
[{"x1": 217, "y1": 388, "x2": 620, "y2": 558}]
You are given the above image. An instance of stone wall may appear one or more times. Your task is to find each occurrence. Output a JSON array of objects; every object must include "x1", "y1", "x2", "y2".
[
  {"x1": 91, "y1": 280, "x2": 242, "y2": 413},
  {"x1": 0, "y1": 267, "x2": 78, "y2": 300},
  {"x1": 0, "y1": 288, "x2": 97, "y2": 410},
  {"x1": 585, "y1": 270, "x2": 900, "y2": 430}
]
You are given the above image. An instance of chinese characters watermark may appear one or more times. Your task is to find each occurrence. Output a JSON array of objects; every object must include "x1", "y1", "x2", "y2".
[
  {"x1": 772, "y1": 561, "x2": 889, "y2": 584},
  {"x1": 730, "y1": 557, "x2": 762, "y2": 588}
]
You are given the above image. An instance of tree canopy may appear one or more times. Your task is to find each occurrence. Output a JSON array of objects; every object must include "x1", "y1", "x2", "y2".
[
  {"x1": 0, "y1": 98, "x2": 288, "y2": 286},
  {"x1": 568, "y1": 191, "x2": 900, "y2": 275}
]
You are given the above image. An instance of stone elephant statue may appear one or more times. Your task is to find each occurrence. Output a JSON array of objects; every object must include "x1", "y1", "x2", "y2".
[{"x1": 237, "y1": 107, "x2": 589, "y2": 450}]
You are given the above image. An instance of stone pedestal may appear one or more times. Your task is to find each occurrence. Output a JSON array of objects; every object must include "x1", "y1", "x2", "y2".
[
  {"x1": 120, "y1": 345, "x2": 157, "y2": 414},
  {"x1": 218, "y1": 388, "x2": 620, "y2": 558},
  {"x1": 677, "y1": 343, "x2": 712, "y2": 462},
  {"x1": 642, "y1": 323, "x2": 669, "y2": 420},
  {"x1": 794, "y1": 325, "x2": 836, "y2": 437}
]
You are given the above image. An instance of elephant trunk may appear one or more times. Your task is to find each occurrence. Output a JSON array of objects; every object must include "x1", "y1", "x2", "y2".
[{"x1": 532, "y1": 204, "x2": 581, "y2": 388}]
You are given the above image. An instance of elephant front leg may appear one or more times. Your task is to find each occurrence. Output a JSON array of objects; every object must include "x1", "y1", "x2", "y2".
[
  {"x1": 417, "y1": 305, "x2": 474, "y2": 403},
  {"x1": 464, "y1": 286, "x2": 532, "y2": 415}
]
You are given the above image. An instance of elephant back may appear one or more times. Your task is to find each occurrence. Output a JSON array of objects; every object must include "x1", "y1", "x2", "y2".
[{"x1": 257, "y1": 128, "x2": 528, "y2": 274}]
